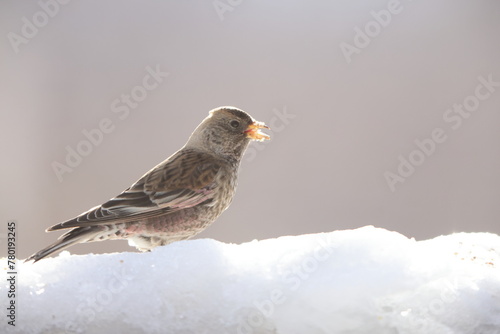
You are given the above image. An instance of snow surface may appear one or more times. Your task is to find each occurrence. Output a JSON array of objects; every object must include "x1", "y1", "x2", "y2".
[{"x1": 2, "y1": 226, "x2": 500, "y2": 334}]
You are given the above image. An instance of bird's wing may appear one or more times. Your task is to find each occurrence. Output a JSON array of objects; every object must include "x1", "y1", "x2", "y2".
[{"x1": 48, "y1": 150, "x2": 222, "y2": 231}]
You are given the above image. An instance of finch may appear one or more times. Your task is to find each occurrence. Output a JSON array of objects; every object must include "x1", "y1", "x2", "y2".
[{"x1": 26, "y1": 107, "x2": 270, "y2": 262}]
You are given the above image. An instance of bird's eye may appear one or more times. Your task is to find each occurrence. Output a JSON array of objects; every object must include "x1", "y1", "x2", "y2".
[{"x1": 230, "y1": 120, "x2": 240, "y2": 128}]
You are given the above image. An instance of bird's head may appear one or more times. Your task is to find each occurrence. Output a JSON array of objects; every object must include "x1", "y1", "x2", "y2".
[{"x1": 186, "y1": 106, "x2": 270, "y2": 160}]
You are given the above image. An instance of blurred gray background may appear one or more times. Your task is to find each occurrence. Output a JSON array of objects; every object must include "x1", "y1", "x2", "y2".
[{"x1": 1, "y1": 0, "x2": 499, "y2": 259}]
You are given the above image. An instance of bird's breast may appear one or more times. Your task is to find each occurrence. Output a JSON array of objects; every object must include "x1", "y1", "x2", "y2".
[{"x1": 212, "y1": 167, "x2": 238, "y2": 212}]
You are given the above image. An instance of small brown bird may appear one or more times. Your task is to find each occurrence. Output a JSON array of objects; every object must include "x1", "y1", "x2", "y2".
[{"x1": 26, "y1": 107, "x2": 270, "y2": 262}]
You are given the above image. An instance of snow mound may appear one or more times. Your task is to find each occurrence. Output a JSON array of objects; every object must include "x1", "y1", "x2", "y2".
[{"x1": 2, "y1": 226, "x2": 500, "y2": 334}]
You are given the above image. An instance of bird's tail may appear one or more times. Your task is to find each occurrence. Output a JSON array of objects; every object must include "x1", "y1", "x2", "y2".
[{"x1": 25, "y1": 226, "x2": 103, "y2": 263}]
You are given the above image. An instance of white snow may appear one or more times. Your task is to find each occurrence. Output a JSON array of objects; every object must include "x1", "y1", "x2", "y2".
[{"x1": 2, "y1": 226, "x2": 500, "y2": 334}]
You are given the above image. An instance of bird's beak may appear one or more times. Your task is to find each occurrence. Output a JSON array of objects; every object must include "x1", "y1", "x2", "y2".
[{"x1": 244, "y1": 121, "x2": 270, "y2": 141}]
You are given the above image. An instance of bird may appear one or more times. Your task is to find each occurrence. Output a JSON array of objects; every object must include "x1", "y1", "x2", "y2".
[{"x1": 26, "y1": 106, "x2": 270, "y2": 262}]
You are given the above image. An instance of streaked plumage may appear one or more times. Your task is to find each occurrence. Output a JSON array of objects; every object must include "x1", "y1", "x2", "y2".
[{"x1": 26, "y1": 107, "x2": 270, "y2": 262}]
